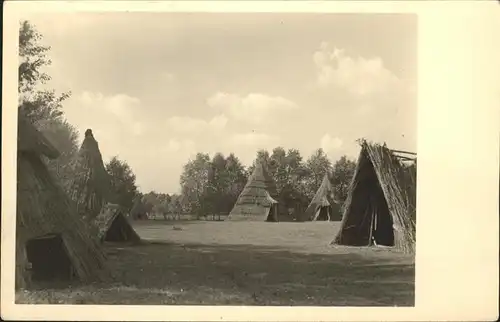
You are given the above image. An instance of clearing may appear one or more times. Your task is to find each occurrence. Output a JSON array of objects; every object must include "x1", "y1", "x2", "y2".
[{"x1": 16, "y1": 220, "x2": 415, "y2": 306}]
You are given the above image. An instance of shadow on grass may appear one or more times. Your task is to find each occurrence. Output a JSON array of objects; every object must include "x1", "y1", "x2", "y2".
[{"x1": 99, "y1": 241, "x2": 415, "y2": 306}]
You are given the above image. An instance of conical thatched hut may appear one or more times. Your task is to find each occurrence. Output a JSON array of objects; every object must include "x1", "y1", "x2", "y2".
[
  {"x1": 303, "y1": 173, "x2": 342, "y2": 222},
  {"x1": 16, "y1": 113, "x2": 109, "y2": 289},
  {"x1": 69, "y1": 129, "x2": 113, "y2": 222},
  {"x1": 227, "y1": 161, "x2": 279, "y2": 222},
  {"x1": 94, "y1": 203, "x2": 141, "y2": 243},
  {"x1": 332, "y1": 140, "x2": 416, "y2": 253}
]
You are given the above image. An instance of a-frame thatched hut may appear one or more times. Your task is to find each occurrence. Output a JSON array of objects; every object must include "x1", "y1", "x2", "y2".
[
  {"x1": 16, "y1": 113, "x2": 109, "y2": 289},
  {"x1": 303, "y1": 173, "x2": 342, "y2": 222},
  {"x1": 94, "y1": 203, "x2": 141, "y2": 243},
  {"x1": 332, "y1": 140, "x2": 416, "y2": 253},
  {"x1": 227, "y1": 161, "x2": 279, "y2": 222},
  {"x1": 69, "y1": 129, "x2": 113, "y2": 222}
]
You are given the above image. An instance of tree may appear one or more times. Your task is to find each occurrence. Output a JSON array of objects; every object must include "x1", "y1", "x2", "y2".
[
  {"x1": 154, "y1": 200, "x2": 169, "y2": 220},
  {"x1": 224, "y1": 153, "x2": 248, "y2": 212},
  {"x1": 205, "y1": 153, "x2": 228, "y2": 218},
  {"x1": 19, "y1": 20, "x2": 72, "y2": 124},
  {"x1": 305, "y1": 148, "x2": 332, "y2": 198},
  {"x1": 18, "y1": 20, "x2": 76, "y2": 194},
  {"x1": 273, "y1": 148, "x2": 310, "y2": 220},
  {"x1": 130, "y1": 193, "x2": 147, "y2": 219},
  {"x1": 38, "y1": 118, "x2": 80, "y2": 191},
  {"x1": 247, "y1": 149, "x2": 271, "y2": 176},
  {"x1": 19, "y1": 21, "x2": 51, "y2": 101},
  {"x1": 331, "y1": 156, "x2": 357, "y2": 204},
  {"x1": 270, "y1": 147, "x2": 287, "y2": 192},
  {"x1": 179, "y1": 153, "x2": 211, "y2": 216},
  {"x1": 105, "y1": 156, "x2": 139, "y2": 213},
  {"x1": 204, "y1": 153, "x2": 248, "y2": 219}
]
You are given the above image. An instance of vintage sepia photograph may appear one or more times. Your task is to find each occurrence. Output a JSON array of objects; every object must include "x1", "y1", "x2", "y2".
[{"x1": 14, "y1": 11, "x2": 419, "y2": 306}]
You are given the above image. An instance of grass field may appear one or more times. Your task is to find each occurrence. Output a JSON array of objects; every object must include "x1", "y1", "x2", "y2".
[{"x1": 16, "y1": 220, "x2": 415, "y2": 306}]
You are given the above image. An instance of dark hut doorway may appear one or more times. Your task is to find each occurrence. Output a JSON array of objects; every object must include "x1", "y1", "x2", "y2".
[
  {"x1": 339, "y1": 154, "x2": 395, "y2": 247},
  {"x1": 368, "y1": 192, "x2": 395, "y2": 246},
  {"x1": 26, "y1": 234, "x2": 75, "y2": 282},
  {"x1": 266, "y1": 204, "x2": 279, "y2": 222},
  {"x1": 315, "y1": 206, "x2": 330, "y2": 221},
  {"x1": 104, "y1": 215, "x2": 140, "y2": 242}
]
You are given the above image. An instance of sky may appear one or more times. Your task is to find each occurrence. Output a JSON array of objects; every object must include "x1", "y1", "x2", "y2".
[{"x1": 25, "y1": 12, "x2": 417, "y2": 194}]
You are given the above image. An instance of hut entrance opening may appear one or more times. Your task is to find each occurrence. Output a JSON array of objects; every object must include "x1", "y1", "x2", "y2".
[
  {"x1": 360, "y1": 159, "x2": 395, "y2": 247},
  {"x1": 316, "y1": 207, "x2": 330, "y2": 221},
  {"x1": 26, "y1": 234, "x2": 74, "y2": 282},
  {"x1": 266, "y1": 204, "x2": 279, "y2": 222},
  {"x1": 345, "y1": 155, "x2": 395, "y2": 246},
  {"x1": 368, "y1": 187, "x2": 395, "y2": 246}
]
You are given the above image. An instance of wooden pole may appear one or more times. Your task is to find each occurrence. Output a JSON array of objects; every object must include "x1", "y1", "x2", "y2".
[
  {"x1": 390, "y1": 149, "x2": 417, "y2": 156},
  {"x1": 368, "y1": 194, "x2": 377, "y2": 246},
  {"x1": 367, "y1": 206, "x2": 374, "y2": 246},
  {"x1": 395, "y1": 155, "x2": 416, "y2": 161}
]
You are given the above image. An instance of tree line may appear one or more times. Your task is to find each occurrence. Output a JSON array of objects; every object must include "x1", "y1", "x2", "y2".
[
  {"x1": 173, "y1": 149, "x2": 356, "y2": 220},
  {"x1": 18, "y1": 20, "x2": 357, "y2": 221},
  {"x1": 128, "y1": 149, "x2": 357, "y2": 221}
]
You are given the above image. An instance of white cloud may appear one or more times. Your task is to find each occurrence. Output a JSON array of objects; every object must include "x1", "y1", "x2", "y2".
[
  {"x1": 209, "y1": 114, "x2": 229, "y2": 130},
  {"x1": 313, "y1": 42, "x2": 401, "y2": 96},
  {"x1": 356, "y1": 104, "x2": 373, "y2": 116},
  {"x1": 230, "y1": 132, "x2": 278, "y2": 147},
  {"x1": 65, "y1": 91, "x2": 144, "y2": 137},
  {"x1": 131, "y1": 138, "x2": 197, "y2": 194},
  {"x1": 207, "y1": 92, "x2": 298, "y2": 124},
  {"x1": 320, "y1": 134, "x2": 343, "y2": 153},
  {"x1": 162, "y1": 72, "x2": 176, "y2": 83},
  {"x1": 223, "y1": 132, "x2": 279, "y2": 166},
  {"x1": 62, "y1": 91, "x2": 151, "y2": 191},
  {"x1": 164, "y1": 138, "x2": 196, "y2": 153},
  {"x1": 166, "y1": 114, "x2": 228, "y2": 134}
]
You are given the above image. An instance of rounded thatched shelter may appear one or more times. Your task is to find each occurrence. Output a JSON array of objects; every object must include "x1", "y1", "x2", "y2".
[{"x1": 16, "y1": 114, "x2": 110, "y2": 289}]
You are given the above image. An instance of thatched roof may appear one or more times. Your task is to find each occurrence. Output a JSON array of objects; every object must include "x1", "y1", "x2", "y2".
[
  {"x1": 17, "y1": 110, "x2": 59, "y2": 159},
  {"x1": 94, "y1": 203, "x2": 140, "y2": 243},
  {"x1": 303, "y1": 173, "x2": 342, "y2": 221},
  {"x1": 227, "y1": 161, "x2": 279, "y2": 221},
  {"x1": 332, "y1": 140, "x2": 416, "y2": 253},
  {"x1": 69, "y1": 129, "x2": 114, "y2": 221},
  {"x1": 16, "y1": 115, "x2": 109, "y2": 289}
]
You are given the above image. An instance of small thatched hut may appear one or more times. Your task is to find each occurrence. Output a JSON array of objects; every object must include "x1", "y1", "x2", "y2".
[
  {"x1": 303, "y1": 173, "x2": 342, "y2": 222},
  {"x1": 94, "y1": 203, "x2": 141, "y2": 243},
  {"x1": 16, "y1": 113, "x2": 109, "y2": 289},
  {"x1": 69, "y1": 129, "x2": 113, "y2": 222},
  {"x1": 227, "y1": 161, "x2": 279, "y2": 222},
  {"x1": 332, "y1": 140, "x2": 416, "y2": 253}
]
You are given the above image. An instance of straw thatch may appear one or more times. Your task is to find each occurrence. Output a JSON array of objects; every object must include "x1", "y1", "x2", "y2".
[
  {"x1": 16, "y1": 113, "x2": 110, "y2": 289},
  {"x1": 69, "y1": 129, "x2": 113, "y2": 222},
  {"x1": 94, "y1": 203, "x2": 140, "y2": 243},
  {"x1": 227, "y1": 161, "x2": 279, "y2": 222},
  {"x1": 303, "y1": 173, "x2": 342, "y2": 222},
  {"x1": 332, "y1": 140, "x2": 416, "y2": 253}
]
